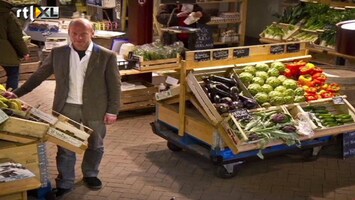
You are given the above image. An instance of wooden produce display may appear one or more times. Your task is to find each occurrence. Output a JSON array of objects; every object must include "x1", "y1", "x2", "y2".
[
  {"x1": 120, "y1": 82, "x2": 158, "y2": 111},
  {"x1": 0, "y1": 142, "x2": 42, "y2": 200},
  {"x1": 155, "y1": 41, "x2": 355, "y2": 155}
]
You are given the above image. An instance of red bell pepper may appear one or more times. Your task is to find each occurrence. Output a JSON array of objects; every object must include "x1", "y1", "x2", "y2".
[
  {"x1": 284, "y1": 68, "x2": 294, "y2": 79},
  {"x1": 306, "y1": 94, "x2": 318, "y2": 101},
  {"x1": 298, "y1": 74, "x2": 313, "y2": 86},
  {"x1": 303, "y1": 85, "x2": 317, "y2": 94},
  {"x1": 327, "y1": 83, "x2": 341, "y2": 92},
  {"x1": 312, "y1": 73, "x2": 327, "y2": 85},
  {"x1": 299, "y1": 63, "x2": 316, "y2": 75},
  {"x1": 321, "y1": 91, "x2": 335, "y2": 98},
  {"x1": 311, "y1": 67, "x2": 324, "y2": 75}
]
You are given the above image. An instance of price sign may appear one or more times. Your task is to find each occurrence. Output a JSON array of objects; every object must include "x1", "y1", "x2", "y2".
[
  {"x1": 233, "y1": 48, "x2": 250, "y2": 58},
  {"x1": 0, "y1": 109, "x2": 9, "y2": 124},
  {"x1": 333, "y1": 96, "x2": 345, "y2": 104},
  {"x1": 212, "y1": 50, "x2": 229, "y2": 60},
  {"x1": 194, "y1": 24, "x2": 214, "y2": 50},
  {"x1": 232, "y1": 108, "x2": 250, "y2": 120},
  {"x1": 343, "y1": 132, "x2": 355, "y2": 159},
  {"x1": 286, "y1": 43, "x2": 301, "y2": 53},
  {"x1": 270, "y1": 45, "x2": 285, "y2": 54},
  {"x1": 194, "y1": 51, "x2": 211, "y2": 62}
]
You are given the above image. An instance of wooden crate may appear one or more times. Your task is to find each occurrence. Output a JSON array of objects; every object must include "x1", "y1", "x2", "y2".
[
  {"x1": 120, "y1": 82, "x2": 158, "y2": 111},
  {"x1": 186, "y1": 68, "x2": 233, "y2": 125},
  {"x1": 289, "y1": 96, "x2": 355, "y2": 136},
  {"x1": 259, "y1": 22, "x2": 300, "y2": 41},
  {"x1": 17, "y1": 101, "x2": 93, "y2": 154},
  {"x1": 156, "y1": 102, "x2": 219, "y2": 146},
  {"x1": 0, "y1": 142, "x2": 42, "y2": 199},
  {"x1": 135, "y1": 57, "x2": 180, "y2": 71},
  {"x1": 0, "y1": 116, "x2": 49, "y2": 139}
]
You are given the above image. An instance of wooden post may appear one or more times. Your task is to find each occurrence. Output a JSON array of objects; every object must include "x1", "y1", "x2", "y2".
[
  {"x1": 128, "y1": 0, "x2": 153, "y2": 45},
  {"x1": 178, "y1": 61, "x2": 187, "y2": 136}
]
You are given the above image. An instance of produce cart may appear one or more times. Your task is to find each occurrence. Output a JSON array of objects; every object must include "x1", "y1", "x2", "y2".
[{"x1": 151, "y1": 42, "x2": 355, "y2": 178}]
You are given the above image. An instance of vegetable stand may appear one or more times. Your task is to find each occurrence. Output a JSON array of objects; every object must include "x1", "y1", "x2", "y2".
[{"x1": 151, "y1": 42, "x2": 355, "y2": 178}]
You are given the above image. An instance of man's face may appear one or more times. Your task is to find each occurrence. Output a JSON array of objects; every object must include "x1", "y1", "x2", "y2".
[{"x1": 69, "y1": 23, "x2": 94, "y2": 51}]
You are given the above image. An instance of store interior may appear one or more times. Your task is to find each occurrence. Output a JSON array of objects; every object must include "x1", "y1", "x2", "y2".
[{"x1": 1, "y1": 0, "x2": 355, "y2": 199}]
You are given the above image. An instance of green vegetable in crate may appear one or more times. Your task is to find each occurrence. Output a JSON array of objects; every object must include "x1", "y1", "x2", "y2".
[
  {"x1": 266, "y1": 77, "x2": 282, "y2": 88},
  {"x1": 243, "y1": 65, "x2": 257, "y2": 75},
  {"x1": 239, "y1": 72, "x2": 254, "y2": 85},
  {"x1": 255, "y1": 71, "x2": 269, "y2": 81},
  {"x1": 271, "y1": 113, "x2": 291, "y2": 123},
  {"x1": 267, "y1": 68, "x2": 280, "y2": 77},
  {"x1": 294, "y1": 88, "x2": 305, "y2": 96},
  {"x1": 284, "y1": 89, "x2": 295, "y2": 97},
  {"x1": 252, "y1": 77, "x2": 265, "y2": 85},
  {"x1": 294, "y1": 96, "x2": 306, "y2": 103},
  {"x1": 269, "y1": 91, "x2": 282, "y2": 98},
  {"x1": 284, "y1": 96, "x2": 294, "y2": 104},
  {"x1": 277, "y1": 75, "x2": 287, "y2": 82},
  {"x1": 248, "y1": 83, "x2": 263, "y2": 96},
  {"x1": 274, "y1": 85, "x2": 287, "y2": 93},
  {"x1": 255, "y1": 92, "x2": 269, "y2": 104},
  {"x1": 262, "y1": 84, "x2": 273, "y2": 94},
  {"x1": 255, "y1": 63, "x2": 269, "y2": 72},
  {"x1": 270, "y1": 96, "x2": 285, "y2": 106},
  {"x1": 282, "y1": 79, "x2": 298, "y2": 90},
  {"x1": 271, "y1": 61, "x2": 286, "y2": 73}
]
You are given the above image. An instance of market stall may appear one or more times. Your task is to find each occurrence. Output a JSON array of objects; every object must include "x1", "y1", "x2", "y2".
[
  {"x1": 0, "y1": 93, "x2": 93, "y2": 199},
  {"x1": 151, "y1": 41, "x2": 355, "y2": 178}
]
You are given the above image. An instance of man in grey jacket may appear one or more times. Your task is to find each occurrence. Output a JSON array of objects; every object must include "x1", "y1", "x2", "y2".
[{"x1": 5, "y1": 18, "x2": 121, "y2": 198}]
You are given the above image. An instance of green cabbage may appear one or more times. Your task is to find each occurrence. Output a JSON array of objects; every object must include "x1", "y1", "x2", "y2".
[
  {"x1": 255, "y1": 63, "x2": 269, "y2": 72},
  {"x1": 274, "y1": 85, "x2": 287, "y2": 93},
  {"x1": 248, "y1": 83, "x2": 263, "y2": 95},
  {"x1": 252, "y1": 77, "x2": 265, "y2": 85},
  {"x1": 267, "y1": 68, "x2": 280, "y2": 77},
  {"x1": 255, "y1": 71, "x2": 269, "y2": 81},
  {"x1": 255, "y1": 92, "x2": 269, "y2": 104},
  {"x1": 262, "y1": 84, "x2": 273, "y2": 94},
  {"x1": 266, "y1": 77, "x2": 282, "y2": 88},
  {"x1": 239, "y1": 72, "x2": 254, "y2": 85},
  {"x1": 282, "y1": 79, "x2": 298, "y2": 90},
  {"x1": 243, "y1": 65, "x2": 257, "y2": 75},
  {"x1": 271, "y1": 61, "x2": 286, "y2": 73}
]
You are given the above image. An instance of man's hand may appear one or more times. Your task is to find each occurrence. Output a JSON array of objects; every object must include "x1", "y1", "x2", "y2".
[
  {"x1": 2, "y1": 91, "x2": 18, "y2": 99},
  {"x1": 23, "y1": 54, "x2": 30, "y2": 62},
  {"x1": 104, "y1": 113, "x2": 117, "y2": 125}
]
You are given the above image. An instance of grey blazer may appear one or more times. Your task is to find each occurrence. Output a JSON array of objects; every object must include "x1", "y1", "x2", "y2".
[{"x1": 14, "y1": 44, "x2": 121, "y2": 121}]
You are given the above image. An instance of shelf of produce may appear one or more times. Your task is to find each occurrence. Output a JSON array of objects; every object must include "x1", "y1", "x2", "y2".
[{"x1": 207, "y1": 21, "x2": 241, "y2": 25}]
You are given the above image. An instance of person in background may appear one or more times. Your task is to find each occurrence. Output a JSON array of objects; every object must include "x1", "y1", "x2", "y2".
[
  {"x1": 156, "y1": 3, "x2": 211, "y2": 49},
  {"x1": 4, "y1": 18, "x2": 121, "y2": 199},
  {"x1": 0, "y1": 0, "x2": 30, "y2": 90}
]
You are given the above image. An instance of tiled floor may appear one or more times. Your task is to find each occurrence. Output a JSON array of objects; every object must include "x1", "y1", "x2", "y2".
[{"x1": 21, "y1": 81, "x2": 355, "y2": 200}]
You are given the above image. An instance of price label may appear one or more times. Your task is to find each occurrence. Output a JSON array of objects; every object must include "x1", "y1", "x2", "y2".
[
  {"x1": 30, "y1": 107, "x2": 58, "y2": 125},
  {"x1": 332, "y1": 96, "x2": 345, "y2": 104},
  {"x1": 270, "y1": 45, "x2": 285, "y2": 54},
  {"x1": 233, "y1": 48, "x2": 250, "y2": 58},
  {"x1": 232, "y1": 108, "x2": 250, "y2": 120},
  {"x1": 286, "y1": 43, "x2": 300, "y2": 53},
  {"x1": 212, "y1": 50, "x2": 229, "y2": 60},
  {"x1": 0, "y1": 109, "x2": 9, "y2": 124},
  {"x1": 194, "y1": 51, "x2": 211, "y2": 62},
  {"x1": 343, "y1": 131, "x2": 355, "y2": 159}
]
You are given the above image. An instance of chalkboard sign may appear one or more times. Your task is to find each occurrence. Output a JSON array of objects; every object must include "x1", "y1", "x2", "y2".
[
  {"x1": 233, "y1": 48, "x2": 250, "y2": 58},
  {"x1": 286, "y1": 43, "x2": 301, "y2": 53},
  {"x1": 343, "y1": 131, "x2": 355, "y2": 159},
  {"x1": 232, "y1": 108, "x2": 250, "y2": 120},
  {"x1": 270, "y1": 45, "x2": 285, "y2": 54},
  {"x1": 194, "y1": 23, "x2": 214, "y2": 50},
  {"x1": 194, "y1": 51, "x2": 211, "y2": 62},
  {"x1": 212, "y1": 50, "x2": 229, "y2": 60}
]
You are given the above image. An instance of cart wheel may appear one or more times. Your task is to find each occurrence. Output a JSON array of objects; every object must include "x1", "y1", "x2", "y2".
[
  {"x1": 167, "y1": 142, "x2": 183, "y2": 152},
  {"x1": 302, "y1": 146, "x2": 321, "y2": 162},
  {"x1": 215, "y1": 165, "x2": 238, "y2": 179}
]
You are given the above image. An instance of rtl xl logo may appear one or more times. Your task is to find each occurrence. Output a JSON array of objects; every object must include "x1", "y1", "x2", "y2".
[{"x1": 16, "y1": 6, "x2": 59, "y2": 21}]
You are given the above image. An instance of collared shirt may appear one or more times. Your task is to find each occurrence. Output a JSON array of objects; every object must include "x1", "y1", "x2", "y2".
[{"x1": 66, "y1": 42, "x2": 93, "y2": 104}]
